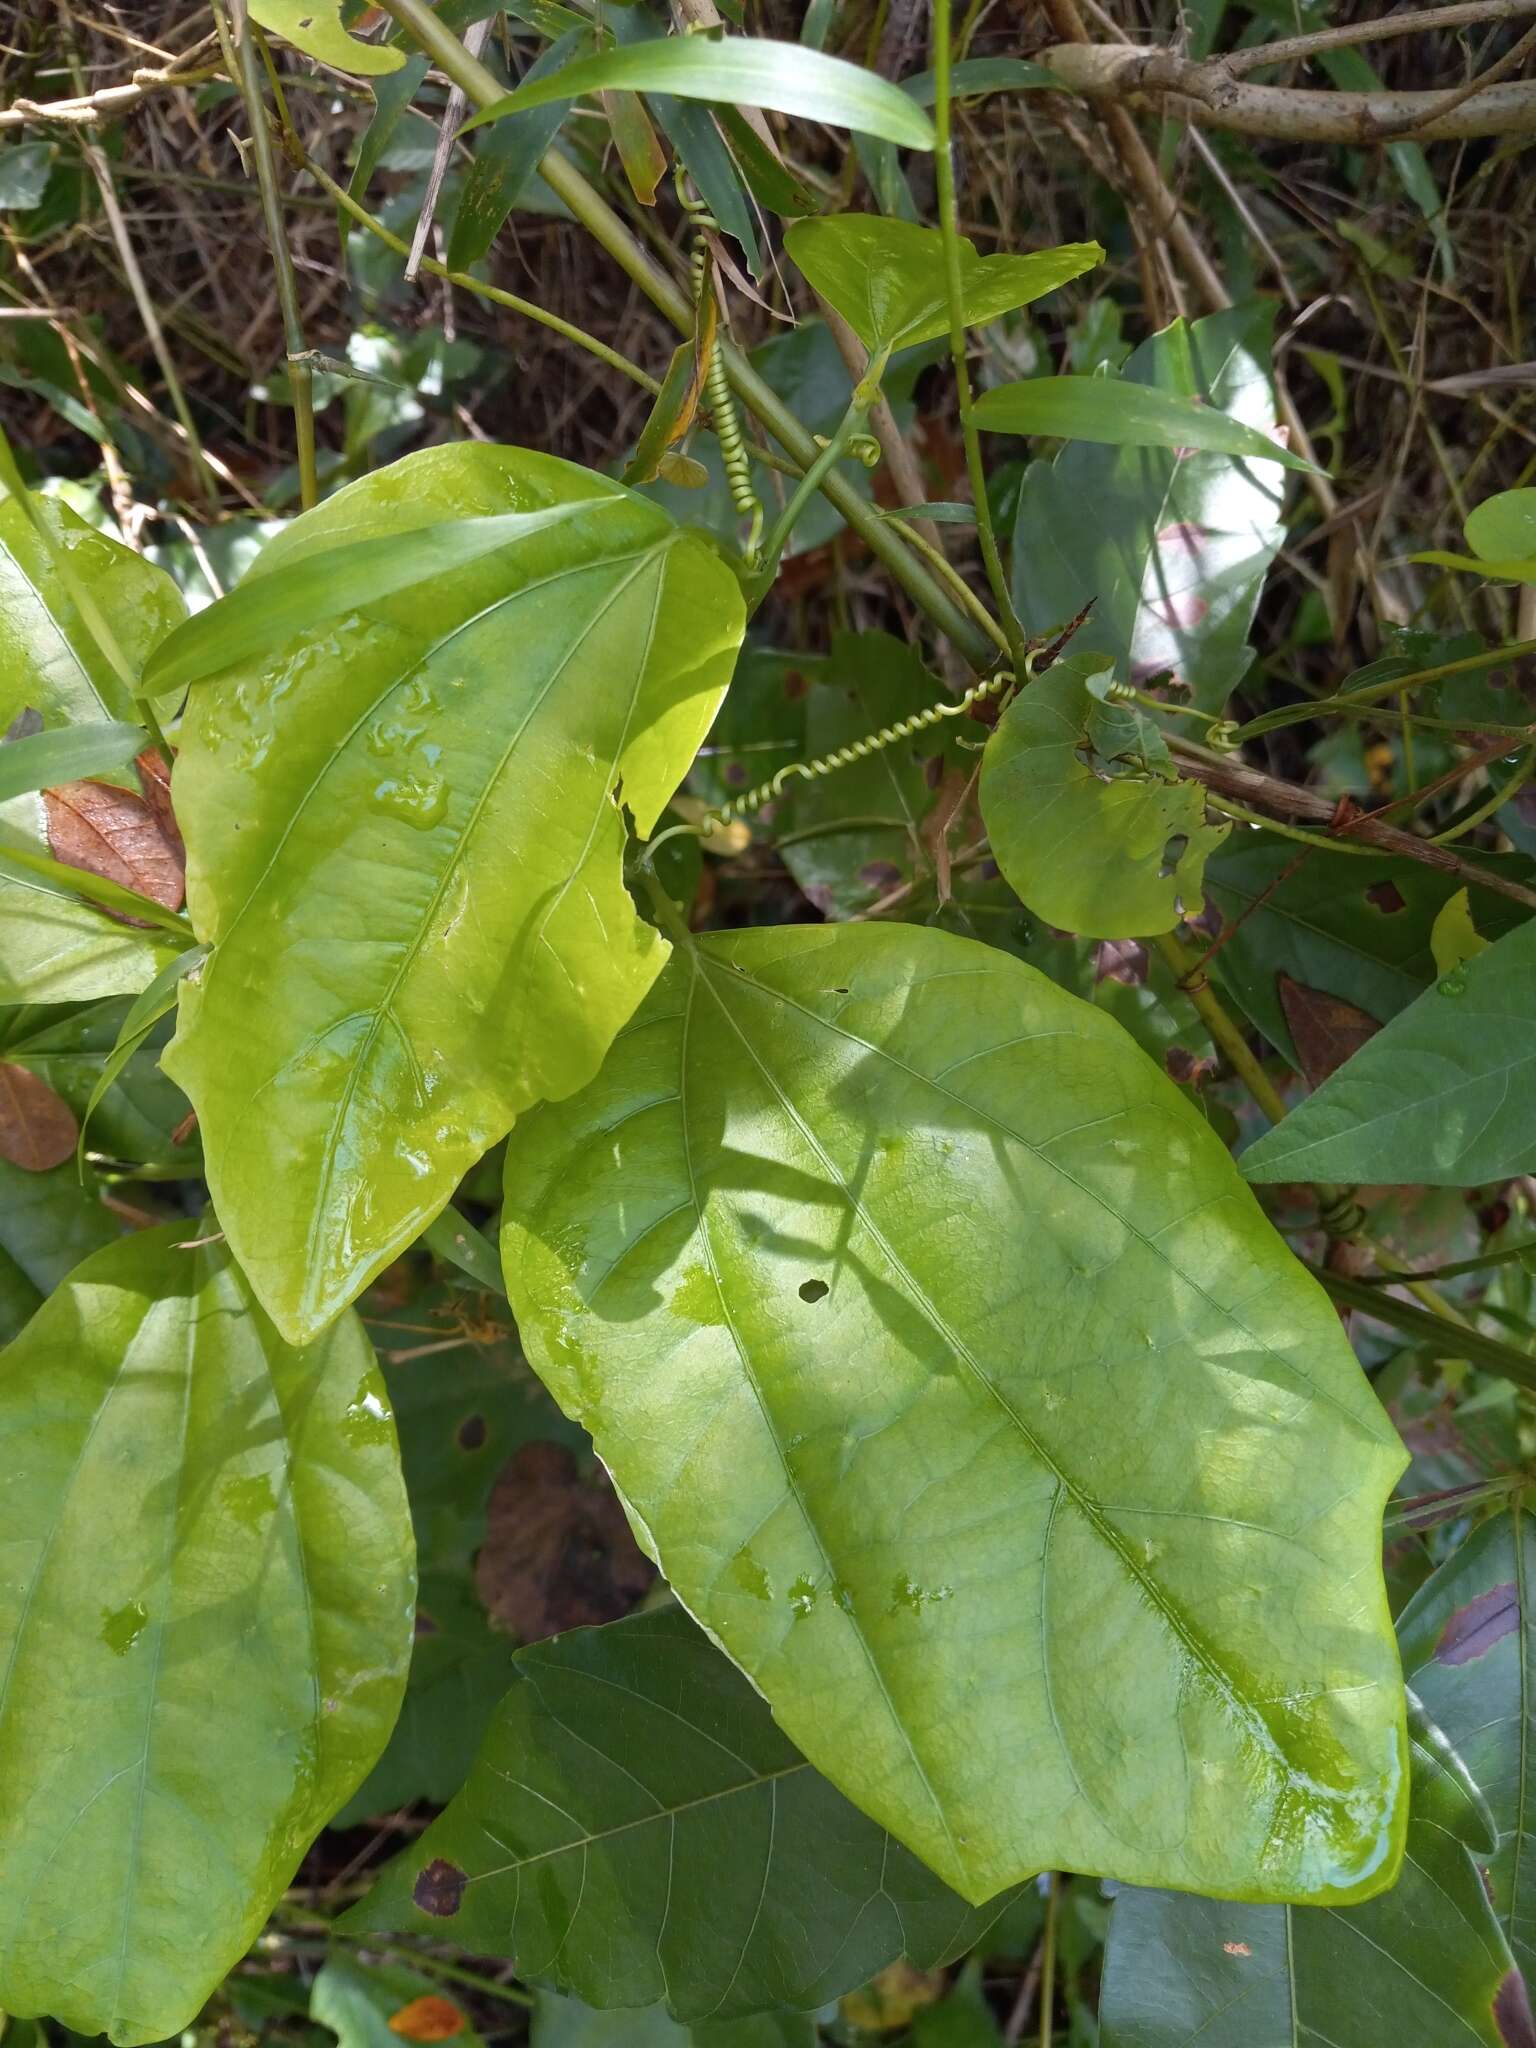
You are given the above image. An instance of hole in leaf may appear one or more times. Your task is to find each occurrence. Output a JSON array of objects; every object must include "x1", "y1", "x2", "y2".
[
  {"x1": 1365, "y1": 880, "x2": 1406, "y2": 914},
  {"x1": 799, "y1": 1278, "x2": 829, "y2": 1303},
  {"x1": 1158, "y1": 833, "x2": 1189, "y2": 879},
  {"x1": 457, "y1": 1413, "x2": 487, "y2": 1451}
]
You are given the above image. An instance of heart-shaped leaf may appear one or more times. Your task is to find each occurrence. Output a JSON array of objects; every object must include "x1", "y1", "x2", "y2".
[
  {"x1": 164, "y1": 444, "x2": 744, "y2": 1345},
  {"x1": 980, "y1": 657, "x2": 1229, "y2": 939},
  {"x1": 500, "y1": 920, "x2": 1406, "y2": 1906},
  {"x1": 0, "y1": 1226, "x2": 414, "y2": 2045},
  {"x1": 348, "y1": 1605, "x2": 1003, "y2": 2016},
  {"x1": 784, "y1": 215, "x2": 1101, "y2": 355}
]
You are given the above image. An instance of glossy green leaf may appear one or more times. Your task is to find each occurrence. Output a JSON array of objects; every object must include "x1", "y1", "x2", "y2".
[
  {"x1": 1242, "y1": 914, "x2": 1536, "y2": 1187},
  {"x1": 0, "y1": 856, "x2": 182, "y2": 1005},
  {"x1": 973, "y1": 373, "x2": 1316, "y2": 473},
  {"x1": 0, "y1": 1225, "x2": 415, "y2": 2044},
  {"x1": 1203, "y1": 843, "x2": 1533, "y2": 1073},
  {"x1": 1400, "y1": 1505, "x2": 1536, "y2": 1976},
  {"x1": 783, "y1": 216, "x2": 1100, "y2": 354},
  {"x1": 164, "y1": 443, "x2": 743, "y2": 1345},
  {"x1": 1098, "y1": 1702, "x2": 1531, "y2": 2047},
  {"x1": 461, "y1": 38, "x2": 936, "y2": 150},
  {"x1": 0, "y1": 718, "x2": 145, "y2": 803},
  {"x1": 1007, "y1": 307, "x2": 1289, "y2": 709},
  {"x1": 535, "y1": 1989, "x2": 815, "y2": 2048},
  {"x1": 349, "y1": 1604, "x2": 1003, "y2": 2013},
  {"x1": 980, "y1": 657, "x2": 1228, "y2": 939},
  {"x1": 498, "y1": 920, "x2": 1407, "y2": 1905},
  {"x1": 249, "y1": 0, "x2": 403, "y2": 75},
  {"x1": 0, "y1": 493, "x2": 185, "y2": 728}
]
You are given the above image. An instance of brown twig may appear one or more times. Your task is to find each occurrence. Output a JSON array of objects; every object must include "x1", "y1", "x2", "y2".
[{"x1": 0, "y1": 34, "x2": 222, "y2": 128}]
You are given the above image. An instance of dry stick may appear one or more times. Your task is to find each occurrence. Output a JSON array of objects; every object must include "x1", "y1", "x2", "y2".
[
  {"x1": 407, "y1": 15, "x2": 490, "y2": 281},
  {"x1": 1222, "y1": 0, "x2": 1536, "y2": 78},
  {"x1": 1172, "y1": 742, "x2": 1536, "y2": 912},
  {"x1": 372, "y1": 0, "x2": 998, "y2": 672},
  {"x1": 1393, "y1": 18, "x2": 1536, "y2": 136},
  {"x1": 217, "y1": 2, "x2": 317, "y2": 510},
  {"x1": 78, "y1": 136, "x2": 219, "y2": 506},
  {"x1": 1039, "y1": 43, "x2": 1536, "y2": 142},
  {"x1": 0, "y1": 34, "x2": 221, "y2": 128}
]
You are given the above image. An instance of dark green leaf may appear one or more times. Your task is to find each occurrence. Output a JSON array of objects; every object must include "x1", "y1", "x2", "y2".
[
  {"x1": 0, "y1": 1226, "x2": 415, "y2": 2045},
  {"x1": 0, "y1": 1152, "x2": 118, "y2": 1342},
  {"x1": 534, "y1": 1990, "x2": 815, "y2": 2047},
  {"x1": 973, "y1": 373, "x2": 1317, "y2": 473},
  {"x1": 1241, "y1": 914, "x2": 1536, "y2": 1187},
  {"x1": 461, "y1": 38, "x2": 936, "y2": 150},
  {"x1": 165, "y1": 444, "x2": 744, "y2": 1346},
  {"x1": 1007, "y1": 306, "x2": 1289, "y2": 709},
  {"x1": 348, "y1": 1605, "x2": 1003, "y2": 2016},
  {"x1": 899, "y1": 57, "x2": 1064, "y2": 104},
  {"x1": 447, "y1": 32, "x2": 587, "y2": 271},
  {"x1": 498, "y1": 921, "x2": 1406, "y2": 1905}
]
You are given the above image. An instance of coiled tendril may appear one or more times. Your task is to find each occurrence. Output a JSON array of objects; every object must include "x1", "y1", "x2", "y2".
[{"x1": 681, "y1": 179, "x2": 762, "y2": 559}]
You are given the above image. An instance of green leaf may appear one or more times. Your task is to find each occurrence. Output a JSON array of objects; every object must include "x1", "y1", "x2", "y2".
[
  {"x1": 979, "y1": 657, "x2": 1228, "y2": 939},
  {"x1": 973, "y1": 373, "x2": 1317, "y2": 473},
  {"x1": 348, "y1": 1604, "x2": 1003, "y2": 2014},
  {"x1": 0, "y1": 1225, "x2": 415, "y2": 2045},
  {"x1": 0, "y1": 1153, "x2": 118, "y2": 1342},
  {"x1": 460, "y1": 37, "x2": 936, "y2": 150},
  {"x1": 0, "y1": 993, "x2": 197, "y2": 1171},
  {"x1": 1007, "y1": 306, "x2": 1290, "y2": 709},
  {"x1": 447, "y1": 30, "x2": 588, "y2": 271},
  {"x1": 164, "y1": 444, "x2": 743, "y2": 1346},
  {"x1": 783, "y1": 216, "x2": 1100, "y2": 354},
  {"x1": 73, "y1": 946, "x2": 206, "y2": 1164},
  {"x1": 249, "y1": 0, "x2": 404, "y2": 76},
  {"x1": 0, "y1": 141, "x2": 55, "y2": 211},
  {"x1": 899, "y1": 57, "x2": 1064, "y2": 105},
  {"x1": 0, "y1": 718, "x2": 146, "y2": 803},
  {"x1": 1202, "y1": 843, "x2": 1533, "y2": 1073},
  {"x1": 1399, "y1": 1505, "x2": 1536, "y2": 1976},
  {"x1": 312, "y1": 1956, "x2": 482, "y2": 2048},
  {"x1": 1468, "y1": 490, "x2": 1536, "y2": 565},
  {"x1": 1241, "y1": 913, "x2": 1536, "y2": 1187},
  {"x1": 1097, "y1": 1701, "x2": 1531, "y2": 2047},
  {"x1": 0, "y1": 858, "x2": 182, "y2": 1005},
  {"x1": 535, "y1": 1989, "x2": 815, "y2": 2048},
  {"x1": 498, "y1": 921, "x2": 1406, "y2": 1905},
  {"x1": 0, "y1": 493, "x2": 185, "y2": 728}
]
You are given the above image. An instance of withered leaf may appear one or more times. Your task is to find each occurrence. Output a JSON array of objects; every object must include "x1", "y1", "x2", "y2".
[
  {"x1": 1277, "y1": 971, "x2": 1382, "y2": 1090},
  {"x1": 133, "y1": 746, "x2": 184, "y2": 862},
  {"x1": 0, "y1": 1062, "x2": 79, "y2": 1172},
  {"x1": 44, "y1": 756, "x2": 185, "y2": 914},
  {"x1": 474, "y1": 1439, "x2": 655, "y2": 1643},
  {"x1": 387, "y1": 1994, "x2": 465, "y2": 2041}
]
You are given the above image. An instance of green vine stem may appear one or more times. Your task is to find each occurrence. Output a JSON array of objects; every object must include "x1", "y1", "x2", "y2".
[
  {"x1": 932, "y1": 0, "x2": 1028, "y2": 671},
  {"x1": 214, "y1": 3, "x2": 317, "y2": 510},
  {"x1": 372, "y1": 0, "x2": 999, "y2": 672},
  {"x1": 1316, "y1": 1269, "x2": 1536, "y2": 1390},
  {"x1": 1233, "y1": 634, "x2": 1536, "y2": 743},
  {"x1": 753, "y1": 353, "x2": 887, "y2": 595}
]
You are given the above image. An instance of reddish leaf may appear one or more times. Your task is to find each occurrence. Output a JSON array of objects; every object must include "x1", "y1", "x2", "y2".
[
  {"x1": 0, "y1": 1062, "x2": 79, "y2": 1171},
  {"x1": 1277, "y1": 972, "x2": 1381, "y2": 1089},
  {"x1": 44, "y1": 764, "x2": 185, "y2": 915},
  {"x1": 388, "y1": 1994, "x2": 465, "y2": 2041},
  {"x1": 474, "y1": 1440, "x2": 655, "y2": 1643},
  {"x1": 133, "y1": 747, "x2": 184, "y2": 862}
]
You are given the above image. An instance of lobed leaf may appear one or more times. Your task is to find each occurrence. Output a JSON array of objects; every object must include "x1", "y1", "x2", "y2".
[
  {"x1": 499, "y1": 920, "x2": 1406, "y2": 1906},
  {"x1": 164, "y1": 444, "x2": 744, "y2": 1345}
]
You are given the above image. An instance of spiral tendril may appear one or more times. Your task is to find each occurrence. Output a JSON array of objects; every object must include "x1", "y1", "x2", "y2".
[
  {"x1": 681, "y1": 181, "x2": 762, "y2": 557},
  {"x1": 699, "y1": 671, "x2": 1015, "y2": 833}
]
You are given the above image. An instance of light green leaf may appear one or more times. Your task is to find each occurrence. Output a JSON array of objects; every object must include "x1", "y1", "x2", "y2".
[
  {"x1": 249, "y1": 0, "x2": 403, "y2": 76},
  {"x1": 0, "y1": 493, "x2": 185, "y2": 728},
  {"x1": 979, "y1": 657, "x2": 1228, "y2": 939},
  {"x1": 973, "y1": 373, "x2": 1318, "y2": 473},
  {"x1": 1008, "y1": 306, "x2": 1290, "y2": 709},
  {"x1": 1241, "y1": 913, "x2": 1536, "y2": 1187},
  {"x1": 461, "y1": 37, "x2": 936, "y2": 150},
  {"x1": 164, "y1": 444, "x2": 743, "y2": 1345},
  {"x1": 0, "y1": 1225, "x2": 415, "y2": 2045},
  {"x1": 783, "y1": 216, "x2": 1100, "y2": 354},
  {"x1": 1399, "y1": 1505, "x2": 1536, "y2": 1976},
  {"x1": 74, "y1": 946, "x2": 206, "y2": 1164},
  {"x1": 1430, "y1": 887, "x2": 1491, "y2": 981},
  {"x1": 0, "y1": 718, "x2": 146, "y2": 803},
  {"x1": 499, "y1": 921, "x2": 1406, "y2": 1906},
  {"x1": 1467, "y1": 489, "x2": 1536, "y2": 564},
  {"x1": 0, "y1": 859, "x2": 182, "y2": 1005},
  {"x1": 348, "y1": 1605, "x2": 1003, "y2": 2014},
  {"x1": 1098, "y1": 1700, "x2": 1528, "y2": 2046}
]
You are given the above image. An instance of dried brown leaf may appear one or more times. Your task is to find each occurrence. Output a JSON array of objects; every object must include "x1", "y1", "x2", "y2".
[
  {"x1": 44, "y1": 765, "x2": 185, "y2": 914},
  {"x1": 1277, "y1": 971, "x2": 1382, "y2": 1090},
  {"x1": 0, "y1": 1062, "x2": 79, "y2": 1172}
]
